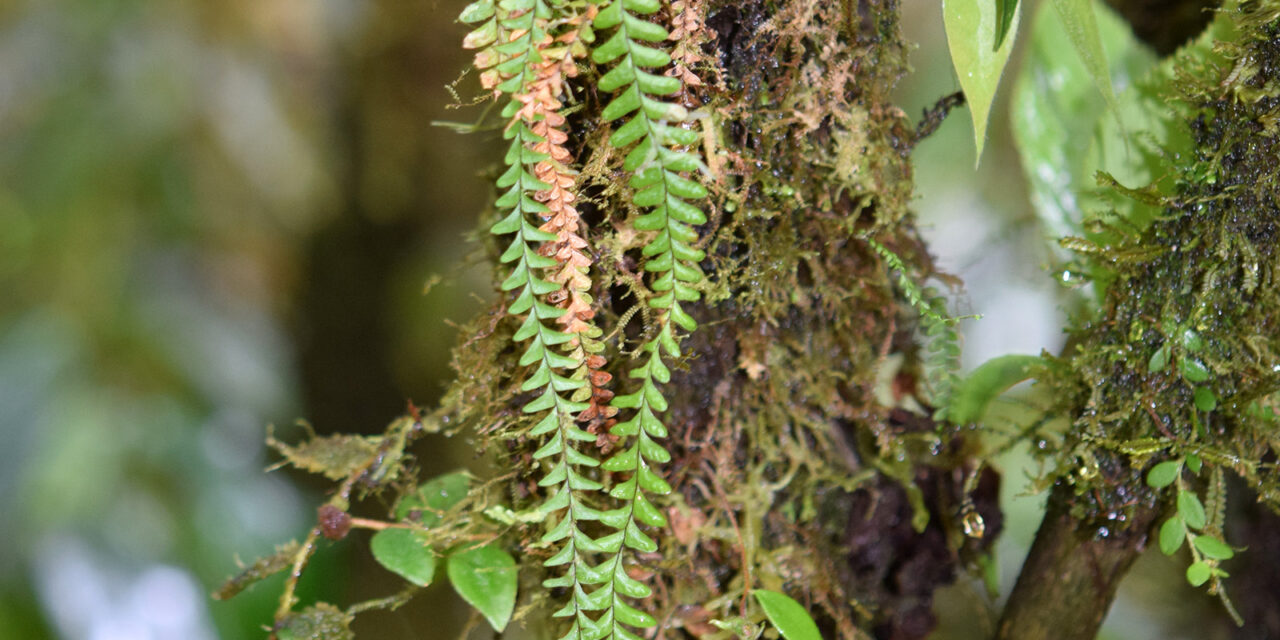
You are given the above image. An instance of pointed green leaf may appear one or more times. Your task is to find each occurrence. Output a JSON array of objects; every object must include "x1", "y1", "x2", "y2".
[
  {"x1": 370, "y1": 529, "x2": 436, "y2": 586},
  {"x1": 994, "y1": 0, "x2": 1018, "y2": 50},
  {"x1": 1010, "y1": 0, "x2": 1157, "y2": 244},
  {"x1": 447, "y1": 544, "x2": 518, "y2": 632},
  {"x1": 1047, "y1": 0, "x2": 1118, "y2": 118},
  {"x1": 753, "y1": 590, "x2": 824, "y2": 640},
  {"x1": 1177, "y1": 490, "x2": 1207, "y2": 530},
  {"x1": 943, "y1": 0, "x2": 1021, "y2": 164},
  {"x1": 458, "y1": 0, "x2": 494, "y2": 23}
]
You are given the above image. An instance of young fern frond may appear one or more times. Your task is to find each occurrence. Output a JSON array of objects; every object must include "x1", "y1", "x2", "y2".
[
  {"x1": 464, "y1": 3, "x2": 617, "y2": 639},
  {"x1": 867, "y1": 238, "x2": 963, "y2": 414},
  {"x1": 589, "y1": 0, "x2": 709, "y2": 637}
]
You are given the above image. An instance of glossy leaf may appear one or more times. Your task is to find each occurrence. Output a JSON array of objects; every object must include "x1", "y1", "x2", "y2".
[
  {"x1": 1192, "y1": 535, "x2": 1234, "y2": 560},
  {"x1": 1145, "y1": 460, "x2": 1181, "y2": 489},
  {"x1": 947, "y1": 354, "x2": 1046, "y2": 424},
  {"x1": 753, "y1": 590, "x2": 824, "y2": 640},
  {"x1": 370, "y1": 528, "x2": 436, "y2": 586},
  {"x1": 1159, "y1": 517, "x2": 1184, "y2": 556},
  {"x1": 1011, "y1": 1, "x2": 1156, "y2": 243},
  {"x1": 1178, "y1": 490, "x2": 1207, "y2": 530},
  {"x1": 943, "y1": 0, "x2": 1022, "y2": 164},
  {"x1": 447, "y1": 544, "x2": 518, "y2": 632},
  {"x1": 1180, "y1": 357, "x2": 1211, "y2": 383}
]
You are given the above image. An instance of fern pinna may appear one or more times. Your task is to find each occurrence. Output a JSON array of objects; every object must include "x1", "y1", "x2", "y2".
[{"x1": 464, "y1": 0, "x2": 707, "y2": 637}]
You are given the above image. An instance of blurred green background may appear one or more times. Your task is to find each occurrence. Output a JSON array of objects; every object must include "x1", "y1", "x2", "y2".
[{"x1": 0, "y1": 0, "x2": 1249, "y2": 638}]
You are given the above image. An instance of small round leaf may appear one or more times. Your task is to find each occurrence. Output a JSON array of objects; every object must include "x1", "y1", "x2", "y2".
[
  {"x1": 1193, "y1": 387, "x2": 1217, "y2": 412},
  {"x1": 397, "y1": 471, "x2": 470, "y2": 527},
  {"x1": 1158, "y1": 517, "x2": 1185, "y2": 556},
  {"x1": 1179, "y1": 357, "x2": 1211, "y2": 383},
  {"x1": 1186, "y1": 453, "x2": 1203, "y2": 474},
  {"x1": 1148, "y1": 344, "x2": 1169, "y2": 373},
  {"x1": 1192, "y1": 535, "x2": 1234, "y2": 560},
  {"x1": 370, "y1": 529, "x2": 436, "y2": 586},
  {"x1": 1186, "y1": 561, "x2": 1211, "y2": 587},
  {"x1": 753, "y1": 590, "x2": 824, "y2": 640},
  {"x1": 1146, "y1": 460, "x2": 1181, "y2": 489}
]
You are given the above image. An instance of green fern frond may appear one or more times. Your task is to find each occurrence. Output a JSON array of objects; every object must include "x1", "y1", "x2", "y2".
[
  {"x1": 589, "y1": 0, "x2": 710, "y2": 637},
  {"x1": 464, "y1": 2, "x2": 617, "y2": 638},
  {"x1": 866, "y1": 239, "x2": 964, "y2": 413}
]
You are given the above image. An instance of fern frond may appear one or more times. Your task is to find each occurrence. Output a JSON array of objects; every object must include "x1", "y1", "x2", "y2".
[
  {"x1": 589, "y1": 0, "x2": 710, "y2": 636},
  {"x1": 464, "y1": 3, "x2": 617, "y2": 638},
  {"x1": 867, "y1": 239, "x2": 964, "y2": 414}
]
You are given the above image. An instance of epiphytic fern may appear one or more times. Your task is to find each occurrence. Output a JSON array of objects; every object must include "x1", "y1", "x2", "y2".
[
  {"x1": 464, "y1": 1, "x2": 710, "y2": 637},
  {"x1": 588, "y1": 1, "x2": 710, "y2": 638},
  {"x1": 463, "y1": 2, "x2": 619, "y2": 639}
]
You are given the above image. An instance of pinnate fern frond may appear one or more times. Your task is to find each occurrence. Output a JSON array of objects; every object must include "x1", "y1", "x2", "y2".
[
  {"x1": 589, "y1": 0, "x2": 710, "y2": 637},
  {"x1": 463, "y1": 2, "x2": 618, "y2": 639}
]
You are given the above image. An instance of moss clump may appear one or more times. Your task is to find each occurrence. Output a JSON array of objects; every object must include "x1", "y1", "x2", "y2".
[{"x1": 1050, "y1": 0, "x2": 1280, "y2": 541}]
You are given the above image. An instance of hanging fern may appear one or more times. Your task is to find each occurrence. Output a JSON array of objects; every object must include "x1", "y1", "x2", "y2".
[
  {"x1": 464, "y1": 0, "x2": 709, "y2": 637},
  {"x1": 463, "y1": 3, "x2": 619, "y2": 639},
  {"x1": 588, "y1": 0, "x2": 709, "y2": 637}
]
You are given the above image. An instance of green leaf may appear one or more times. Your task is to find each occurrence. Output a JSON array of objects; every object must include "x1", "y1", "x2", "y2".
[
  {"x1": 1159, "y1": 517, "x2": 1185, "y2": 556},
  {"x1": 1194, "y1": 387, "x2": 1217, "y2": 412},
  {"x1": 946, "y1": 354, "x2": 1046, "y2": 424},
  {"x1": 1178, "y1": 490, "x2": 1207, "y2": 530},
  {"x1": 1186, "y1": 560, "x2": 1212, "y2": 587},
  {"x1": 943, "y1": 0, "x2": 1022, "y2": 164},
  {"x1": 752, "y1": 590, "x2": 824, "y2": 640},
  {"x1": 397, "y1": 470, "x2": 471, "y2": 527},
  {"x1": 994, "y1": 0, "x2": 1018, "y2": 50},
  {"x1": 1145, "y1": 460, "x2": 1181, "y2": 489},
  {"x1": 1181, "y1": 328, "x2": 1204, "y2": 352},
  {"x1": 1180, "y1": 357, "x2": 1211, "y2": 383},
  {"x1": 1147, "y1": 344, "x2": 1168, "y2": 373},
  {"x1": 447, "y1": 544, "x2": 518, "y2": 632},
  {"x1": 458, "y1": 0, "x2": 495, "y2": 23},
  {"x1": 1010, "y1": 1, "x2": 1157, "y2": 244},
  {"x1": 1192, "y1": 535, "x2": 1234, "y2": 560},
  {"x1": 1047, "y1": 0, "x2": 1118, "y2": 118},
  {"x1": 1186, "y1": 453, "x2": 1202, "y2": 474},
  {"x1": 370, "y1": 528, "x2": 437, "y2": 586}
]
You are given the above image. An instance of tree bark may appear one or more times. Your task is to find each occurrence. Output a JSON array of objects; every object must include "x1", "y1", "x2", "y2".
[{"x1": 997, "y1": 484, "x2": 1161, "y2": 640}]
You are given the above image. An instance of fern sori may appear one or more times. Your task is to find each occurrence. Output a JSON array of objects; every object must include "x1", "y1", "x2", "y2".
[{"x1": 589, "y1": 0, "x2": 709, "y2": 637}]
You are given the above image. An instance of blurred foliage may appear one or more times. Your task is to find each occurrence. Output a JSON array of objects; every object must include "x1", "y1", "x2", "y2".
[{"x1": 0, "y1": 0, "x2": 485, "y2": 638}]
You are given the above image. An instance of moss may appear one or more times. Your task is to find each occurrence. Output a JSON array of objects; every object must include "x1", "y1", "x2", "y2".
[{"x1": 1051, "y1": 0, "x2": 1280, "y2": 532}]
